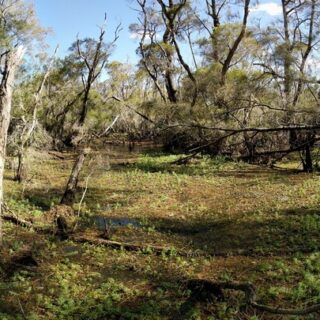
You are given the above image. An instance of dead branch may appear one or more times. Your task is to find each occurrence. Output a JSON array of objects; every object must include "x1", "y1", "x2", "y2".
[
  {"x1": 2, "y1": 214, "x2": 34, "y2": 229},
  {"x1": 112, "y1": 96, "x2": 156, "y2": 124},
  {"x1": 98, "y1": 114, "x2": 121, "y2": 137},
  {"x1": 48, "y1": 151, "x2": 66, "y2": 160},
  {"x1": 238, "y1": 137, "x2": 320, "y2": 161},
  {"x1": 1, "y1": 203, "x2": 45, "y2": 231},
  {"x1": 71, "y1": 236, "x2": 199, "y2": 256},
  {"x1": 165, "y1": 123, "x2": 320, "y2": 133}
]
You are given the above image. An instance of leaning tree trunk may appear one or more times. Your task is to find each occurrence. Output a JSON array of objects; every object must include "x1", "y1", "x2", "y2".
[
  {"x1": 14, "y1": 147, "x2": 26, "y2": 183},
  {"x1": 60, "y1": 148, "x2": 90, "y2": 205},
  {"x1": 0, "y1": 47, "x2": 25, "y2": 243}
]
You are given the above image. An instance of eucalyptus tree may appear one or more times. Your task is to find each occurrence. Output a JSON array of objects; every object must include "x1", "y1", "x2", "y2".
[
  {"x1": 253, "y1": 0, "x2": 320, "y2": 171},
  {"x1": 10, "y1": 48, "x2": 58, "y2": 183},
  {"x1": 132, "y1": 0, "x2": 193, "y2": 104},
  {"x1": 0, "y1": 0, "x2": 45, "y2": 242}
]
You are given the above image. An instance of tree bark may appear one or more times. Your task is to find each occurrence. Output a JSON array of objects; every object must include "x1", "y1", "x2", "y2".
[
  {"x1": 60, "y1": 148, "x2": 90, "y2": 205},
  {"x1": 206, "y1": 0, "x2": 221, "y2": 63},
  {"x1": 302, "y1": 132, "x2": 314, "y2": 173},
  {"x1": 14, "y1": 148, "x2": 26, "y2": 183},
  {"x1": 220, "y1": 0, "x2": 250, "y2": 85},
  {"x1": 0, "y1": 46, "x2": 25, "y2": 243},
  {"x1": 303, "y1": 144, "x2": 313, "y2": 173}
]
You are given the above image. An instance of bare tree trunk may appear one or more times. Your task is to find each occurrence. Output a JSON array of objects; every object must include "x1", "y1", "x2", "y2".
[
  {"x1": 220, "y1": 0, "x2": 250, "y2": 85},
  {"x1": 304, "y1": 144, "x2": 313, "y2": 173},
  {"x1": 15, "y1": 148, "x2": 26, "y2": 183},
  {"x1": 0, "y1": 46, "x2": 25, "y2": 243},
  {"x1": 206, "y1": 0, "x2": 221, "y2": 63},
  {"x1": 60, "y1": 148, "x2": 90, "y2": 205},
  {"x1": 157, "y1": 0, "x2": 184, "y2": 104},
  {"x1": 302, "y1": 132, "x2": 315, "y2": 173},
  {"x1": 61, "y1": 18, "x2": 115, "y2": 204}
]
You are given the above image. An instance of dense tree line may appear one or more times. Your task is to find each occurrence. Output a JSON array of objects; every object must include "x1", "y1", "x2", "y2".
[{"x1": 8, "y1": 0, "x2": 320, "y2": 168}]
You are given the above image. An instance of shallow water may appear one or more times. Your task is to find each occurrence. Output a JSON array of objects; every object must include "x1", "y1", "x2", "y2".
[
  {"x1": 104, "y1": 142, "x2": 162, "y2": 156},
  {"x1": 92, "y1": 216, "x2": 141, "y2": 230}
]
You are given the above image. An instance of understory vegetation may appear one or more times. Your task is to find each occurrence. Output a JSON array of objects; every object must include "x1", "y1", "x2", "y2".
[{"x1": 0, "y1": 148, "x2": 320, "y2": 319}]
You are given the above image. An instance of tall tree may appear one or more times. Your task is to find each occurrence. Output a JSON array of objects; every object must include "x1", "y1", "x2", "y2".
[
  {"x1": 256, "y1": 0, "x2": 319, "y2": 171},
  {"x1": 12, "y1": 46, "x2": 58, "y2": 182},
  {"x1": 0, "y1": 0, "x2": 44, "y2": 242},
  {"x1": 61, "y1": 16, "x2": 120, "y2": 205}
]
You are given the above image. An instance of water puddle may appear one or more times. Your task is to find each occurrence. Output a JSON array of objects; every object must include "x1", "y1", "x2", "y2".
[{"x1": 91, "y1": 216, "x2": 141, "y2": 230}]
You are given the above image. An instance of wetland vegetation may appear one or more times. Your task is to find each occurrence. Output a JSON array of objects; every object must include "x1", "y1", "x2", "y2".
[
  {"x1": 1, "y1": 0, "x2": 320, "y2": 319},
  {"x1": 1, "y1": 147, "x2": 320, "y2": 319}
]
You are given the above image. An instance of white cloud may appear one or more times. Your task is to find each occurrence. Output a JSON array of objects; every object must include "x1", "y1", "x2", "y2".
[
  {"x1": 129, "y1": 31, "x2": 153, "y2": 41},
  {"x1": 251, "y1": 3, "x2": 282, "y2": 16},
  {"x1": 130, "y1": 31, "x2": 142, "y2": 40}
]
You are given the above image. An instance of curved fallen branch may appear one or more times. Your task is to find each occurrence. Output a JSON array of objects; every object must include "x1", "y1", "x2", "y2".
[
  {"x1": 2, "y1": 214, "x2": 34, "y2": 229},
  {"x1": 186, "y1": 279, "x2": 320, "y2": 316},
  {"x1": 2, "y1": 203, "x2": 48, "y2": 233},
  {"x1": 2, "y1": 203, "x2": 35, "y2": 228}
]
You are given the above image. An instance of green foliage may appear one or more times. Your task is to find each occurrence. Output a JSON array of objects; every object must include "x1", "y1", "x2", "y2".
[
  {"x1": 39, "y1": 265, "x2": 131, "y2": 320},
  {"x1": 135, "y1": 153, "x2": 246, "y2": 175},
  {"x1": 2, "y1": 150, "x2": 320, "y2": 319},
  {"x1": 0, "y1": 0, "x2": 46, "y2": 50}
]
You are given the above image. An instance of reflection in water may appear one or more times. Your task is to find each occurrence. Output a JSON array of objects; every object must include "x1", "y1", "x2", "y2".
[
  {"x1": 104, "y1": 142, "x2": 162, "y2": 156},
  {"x1": 92, "y1": 216, "x2": 141, "y2": 230}
]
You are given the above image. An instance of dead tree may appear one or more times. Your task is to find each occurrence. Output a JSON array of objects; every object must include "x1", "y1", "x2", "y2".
[
  {"x1": 61, "y1": 16, "x2": 120, "y2": 206},
  {"x1": 69, "y1": 17, "x2": 119, "y2": 146}
]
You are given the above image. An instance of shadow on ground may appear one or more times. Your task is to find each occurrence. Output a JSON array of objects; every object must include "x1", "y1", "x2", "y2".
[{"x1": 146, "y1": 207, "x2": 320, "y2": 255}]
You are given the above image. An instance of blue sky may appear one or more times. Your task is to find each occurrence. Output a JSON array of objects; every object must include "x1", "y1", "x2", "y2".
[
  {"x1": 33, "y1": 0, "x2": 140, "y2": 62},
  {"x1": 32, "y1": 0, "x2": 282, "y2": 64}
]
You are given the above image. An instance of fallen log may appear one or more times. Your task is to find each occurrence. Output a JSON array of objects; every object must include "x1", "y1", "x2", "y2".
[
  {"x1": 2, "y1": 214, "x2": 50, "y2": 234},
  {"x1": 2, "y1": 204, "x2": 49, "y2": 233},
  {"x1": 71, "y1": 236, "x2": 320, "y2": 258},
  {"x1": 48, "y1": 151, "x2": 66, "y2": 160},
  {"x1": 71, "y1": 236, "x2": 255, "y2": 258},
  {"x1": 71, "y1": 236, "x2": 192, "y2": 256},
  {"x1": 2, "y1": 214, "x2": 34, "y2": 229},
  {"x1": 2, "y1": 213, "x2": 318, "y2": 258}
]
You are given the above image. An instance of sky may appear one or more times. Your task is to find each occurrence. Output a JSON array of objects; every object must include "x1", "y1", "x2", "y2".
[
  {"x1": 32, "y1": 0, "x2": 283, "y2": 65},
  {"x1": 33, "y1": 0, "x2": 140, "y2": 62}
]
